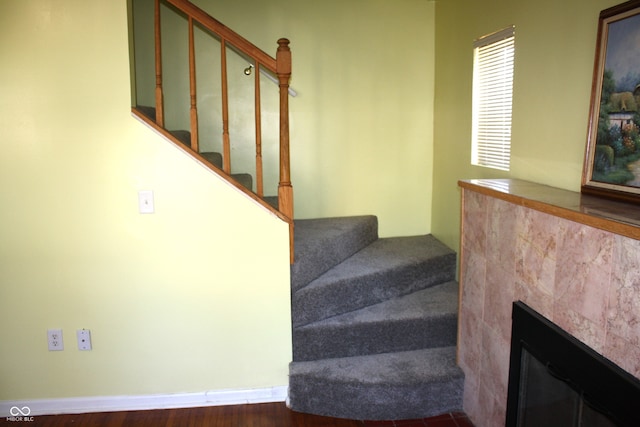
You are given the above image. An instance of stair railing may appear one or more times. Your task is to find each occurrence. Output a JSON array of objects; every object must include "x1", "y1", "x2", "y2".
[{"x1": 138, "y1": 0, "x2": 294, "y2": 260}]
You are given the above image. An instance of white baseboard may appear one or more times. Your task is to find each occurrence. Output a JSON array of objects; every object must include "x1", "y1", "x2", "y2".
[{"x1": 1, "y1": 386, "x2": 288, "y2": 417}]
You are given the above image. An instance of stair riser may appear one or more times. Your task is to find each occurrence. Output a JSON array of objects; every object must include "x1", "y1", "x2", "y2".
[
  {"x1": 291, "y1": 216, "x2": 378, "y2": 292},
  {"x1": 293, "y1": 315, "x2": 457, "y2": 361},
  {"x1": 288, "y1": 377, "x2": 464, "y2": 420},
  {"x1": 292, "y1": 255, "x2": 456, "y2": 327}
]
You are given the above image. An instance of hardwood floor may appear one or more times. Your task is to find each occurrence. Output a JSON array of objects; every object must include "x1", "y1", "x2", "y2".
[{"x1": 1, "y1": 402, "x2": 473, "y2": 427}]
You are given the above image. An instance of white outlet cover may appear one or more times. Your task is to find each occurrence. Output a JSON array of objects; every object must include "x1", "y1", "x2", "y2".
[
  {"x1": 47, "y1": 329, "x2": 64, "y2": 351},
  {"x1": 77, "y1": 329, "x2": 92, "y2": 351}
]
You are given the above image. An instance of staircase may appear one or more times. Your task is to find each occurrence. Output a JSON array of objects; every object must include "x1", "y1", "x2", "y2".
[
  {"x1": 131, "y1": 0, "x2": 294, "y2": 258},
  {"x1": 131, "y1": 3, "x2": 464, "y2": 418},
  {"x1": 288, "y1": 216, "x2": 464, "y2": 421}
]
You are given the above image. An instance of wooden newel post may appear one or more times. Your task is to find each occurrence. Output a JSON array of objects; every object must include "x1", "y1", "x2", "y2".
[{"x1": 276, "y1": 38, "x2": 294, "y2": 261}]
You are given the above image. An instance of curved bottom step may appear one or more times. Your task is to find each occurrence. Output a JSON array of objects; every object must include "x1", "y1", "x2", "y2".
[{"x1": 288, "y1": 346, "x2": 464, "y2": 421}]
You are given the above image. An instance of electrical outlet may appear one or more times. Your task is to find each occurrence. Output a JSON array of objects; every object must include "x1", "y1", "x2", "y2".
[
  {"x1": 77, "y1": 329, "x2": 92, "y2": 351},
  {"x1": 47, "y1": 329, "x2": 64, "y2": 351}
]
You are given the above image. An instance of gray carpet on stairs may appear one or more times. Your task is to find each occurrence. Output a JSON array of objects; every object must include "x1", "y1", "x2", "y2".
[
  {"x1": 289, "y1": 347, "x2": 464, "y2": 420},
  {"x1": 292, "y1": 234, "x2": 456, "y2": 327},
  {"x1": 293, "y1": 280, "x2": 459, "y2": 361},
  {"x1": 291, "y1": 216, "x2": 378, "y2": 292},
  {"x1": 288, "y1": 216, "x2": 464, "y2": 421}
]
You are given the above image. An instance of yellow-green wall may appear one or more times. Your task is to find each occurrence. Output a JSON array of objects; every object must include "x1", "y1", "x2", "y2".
[
  {"x1": 0, "y1": 0, "x2": 291, "y2": 400},
  {"x1": 193, "y1": 0, "x2": 437, "y2": 237},
  {"x1": 432, "y1": 0, "x2": 622, "y2": 252},
  {"x1": 4, "y1": 0, "x2": 613, "y2": 405}
]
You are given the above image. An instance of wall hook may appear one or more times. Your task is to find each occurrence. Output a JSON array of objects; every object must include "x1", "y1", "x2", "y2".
[{"x1": 244, "y1": 65, "x2": 254, "y2": 75}]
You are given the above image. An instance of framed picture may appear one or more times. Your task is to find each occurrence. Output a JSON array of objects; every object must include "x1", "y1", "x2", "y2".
[{"x1": 582, "y1": 0, "x2": 640, "y2": 203}]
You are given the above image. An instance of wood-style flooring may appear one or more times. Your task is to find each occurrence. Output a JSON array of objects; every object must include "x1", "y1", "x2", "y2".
[{"x1": 1, "y1": 402, "x2": 474, "y2": 427}]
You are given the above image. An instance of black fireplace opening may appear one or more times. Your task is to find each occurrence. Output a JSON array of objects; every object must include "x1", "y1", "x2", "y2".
[{"x1": 506, "y1": 302, "x2": 640, "y2": 427}]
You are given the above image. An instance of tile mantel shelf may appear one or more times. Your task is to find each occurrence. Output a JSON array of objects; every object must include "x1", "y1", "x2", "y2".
[{"x1": 458, "y1": 178, "x2": 640, "y2": 241}]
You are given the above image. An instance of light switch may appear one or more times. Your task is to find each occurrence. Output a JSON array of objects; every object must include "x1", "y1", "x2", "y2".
[{"x1": 138, "y1": 190, "x2": 154, "y2": 214}]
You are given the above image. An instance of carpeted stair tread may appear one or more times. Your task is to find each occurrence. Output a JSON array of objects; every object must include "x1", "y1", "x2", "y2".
[
  {"x1": 291, "y1": 216, "x2": 378, "y2": 292},
  {"x1": 288, "y1": 347, "x2": 464, "y2": 420},
  {"x1": 170, "y1": 130, "x2": 191, "y2": 147},
  {"x1": 290, "y1": 347, "x2": 462, "y2": 385},
  {"x1": 198, "y1": 152, "x2": 252, "y2": 190},
  {"x1": 137, "y1": 105, "x2": 157, "y2": 120},
  {"x1": 292, "y1": 234, "x2": 456, "y2": 326},
  {"x1": 264, "y1": 196, "x2": 279, "y2": 209},
  {"x1": 293, "y1": 280, "x2": 459, "y2": 361},
  {"x1": 200, "y1": 151, "x2": 223, "y2": 168},
  {"x1": 231, "y1": 173, "x2": 253, "y2": 191}
]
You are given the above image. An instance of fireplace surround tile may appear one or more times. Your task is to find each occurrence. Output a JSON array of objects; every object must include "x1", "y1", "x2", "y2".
[
  {"x1": 483, "y1": 263, "x2": 514, "y2": 343},
  {"x1": 514, "y1": 276, "x2": 553, "y2": 321},
  {"x1": 475, "y1": 380, "x2": 504, "y2": 427},
  {"x1": 458, "y1": 305, "x2": 482, "y2": 374},
  {"x1": 605, "y1": 329, "x2": 640, "y2": 378},
  {"x1": 462, "y1": 190, "x2": 487, "y2": 255},
  {"x1": 458, "y1": 179, "x2": 640, "y2": 427},
  {"x1": 518, "y1": 205, "x2": 559, "y2": 259},
  {"x1": 486, "y1": 198, "x2": 518, "y2": 268},
  {"x1": 553, "y1": 302, "x2": 606, "y2": 353},
  {"x1": 609, "y1": 235, "x2": 640, "y2": 348},
  {"x1": 479, "y1": 323, "x2": 509, "y2": 407},
  {"x1": 515, "y1": 236, "x2": 556, "y2": 295},
  {"x1": 460, "y1": 250, "x2": 485, "y2": 320},
  {"x1": 555, "y1": 221, "x2": 614, "y2": 327}
]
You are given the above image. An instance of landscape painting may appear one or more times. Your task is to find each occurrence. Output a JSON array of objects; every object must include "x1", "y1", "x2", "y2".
[{"x1": 583, "y1": 0, "x2": 640, "y2": 202}]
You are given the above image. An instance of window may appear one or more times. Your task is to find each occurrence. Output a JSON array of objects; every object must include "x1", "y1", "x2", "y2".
[{"x1": 471, "y1": 26, "x2": 515, "y2": 171}]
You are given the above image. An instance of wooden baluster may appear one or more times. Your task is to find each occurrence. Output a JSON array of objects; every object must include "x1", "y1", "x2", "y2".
[
  {"x1": 188, "y1": 16, "x2": 199, "y2": 152},
  {"x1": 154, "y1": 0, "x2": 164, "y2": 127},
  {"x1": 255, "y1": 63, "x2": 263, "y2": 197},
  {"x1": 221, "y1": 40, "x2": 231, "y2": 174},
  {"x1": 276, "y1": 38, "x2": 294, "y2": 262}
]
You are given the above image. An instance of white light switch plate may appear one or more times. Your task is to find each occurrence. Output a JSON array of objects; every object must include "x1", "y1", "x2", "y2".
[{"x1": 138, "y1": 190, "x2": 154, "y2": 214}]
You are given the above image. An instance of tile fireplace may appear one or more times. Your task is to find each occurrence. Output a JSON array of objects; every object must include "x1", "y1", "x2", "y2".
[
  {"x1": 506, "y1": 301, "x2": 640, "y2": 426},
  {"x1": 458, "y1": 179, "x2": 640, "y2": 427}
]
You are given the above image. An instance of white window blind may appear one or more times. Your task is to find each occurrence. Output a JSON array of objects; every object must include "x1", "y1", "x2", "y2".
[{"x1": 472, "y1": 26, "x2": 515, "y2": 171}]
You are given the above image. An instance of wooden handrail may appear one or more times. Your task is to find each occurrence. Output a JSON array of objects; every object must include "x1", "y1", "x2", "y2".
[
  {"x1": 147, "y1": 0, "x2": 294, "y2": 260},
  {"x1": 166, "y1": 0, "x2": 277, "y2": 72}
]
